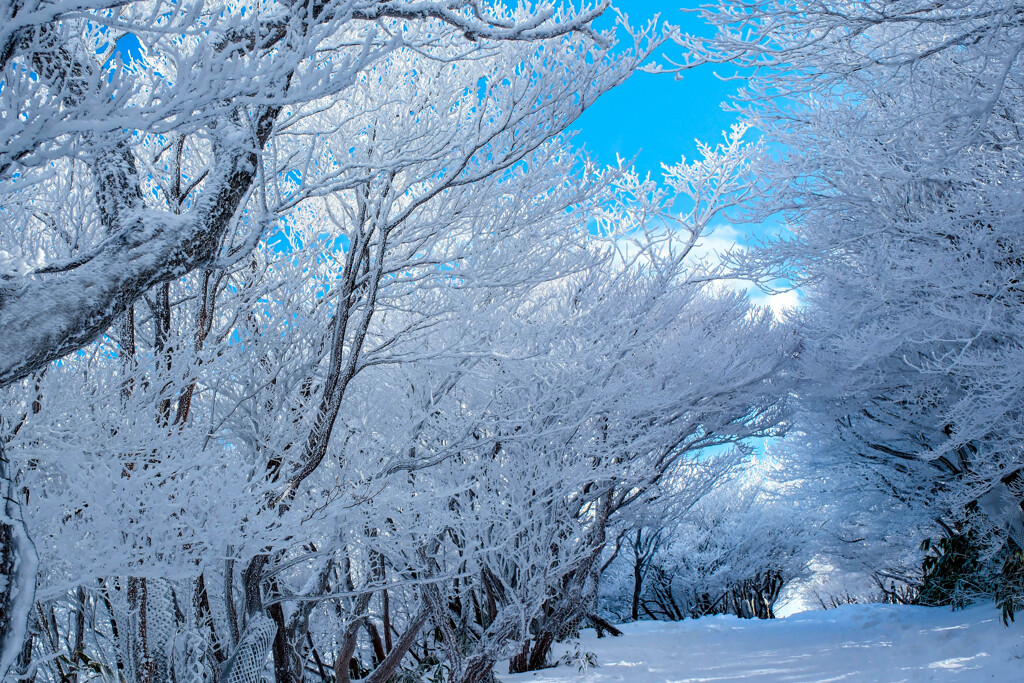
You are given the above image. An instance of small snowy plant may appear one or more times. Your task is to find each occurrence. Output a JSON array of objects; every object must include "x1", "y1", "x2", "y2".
[{"x1": 559, "y1": 642, "x2": 598, "y2": 674}]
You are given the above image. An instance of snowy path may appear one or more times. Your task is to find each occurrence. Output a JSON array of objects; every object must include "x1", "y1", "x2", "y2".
[{"x1": 499, "y1": 605, "x2": 1023, "y2": 682}]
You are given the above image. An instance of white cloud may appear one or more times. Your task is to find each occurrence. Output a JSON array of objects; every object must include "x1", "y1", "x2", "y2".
[
  {"x1": 749, "y1": 287, "x2": 801, "y2": 319},
  {"x1": 609, "y1": 221, "x2": 800, "y2": 319},
  {"x1": 696, "y1": 223, "x2": 801, "y2": 320}
]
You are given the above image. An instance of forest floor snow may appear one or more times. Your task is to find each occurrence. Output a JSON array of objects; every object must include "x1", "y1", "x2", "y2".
[{"x1": 498, "y1": 604, "x2": 1024, "y2": 682}]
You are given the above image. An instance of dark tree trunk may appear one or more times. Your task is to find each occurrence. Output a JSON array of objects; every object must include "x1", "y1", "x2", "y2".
[
  {"x1": 269, "y1": 602, "x2": 294, "y2": 683},
  {"x1": 526, "y1": 631, "x2": 555, "y2": 673},
  {"x1": 128, "y1": 577, "x2": 154, "y2": 683},
  {"x1": 632, "y1": 557, "x2": 643, "y2": 622},
  {"x1": 588, "y1": 613, "x2": 622, "y2": 638},
  {"x1": 0, "y1": 425, "x2": 39, "y2": 680},
  {"x1": 360, "y1": 606, "x2": 427, "y2": 683}
]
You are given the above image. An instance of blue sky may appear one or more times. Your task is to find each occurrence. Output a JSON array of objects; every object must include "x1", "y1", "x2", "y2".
[
  {"x1": 571, "y1": 1, "x2": 741, "y2": 181},
  {"x1": 571, "y1": 2, "x2": 799, "y2": 316}
]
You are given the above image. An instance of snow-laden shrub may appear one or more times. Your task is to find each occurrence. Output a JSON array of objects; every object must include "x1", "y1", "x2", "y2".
[{"x1": 915, "y1": 511, "x2": 1024, "y2": 624}]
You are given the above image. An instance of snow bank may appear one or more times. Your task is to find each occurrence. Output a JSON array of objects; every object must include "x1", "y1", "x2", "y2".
[{"x1": 500, "y1": 604, "x2": 1023, "y2": 682}]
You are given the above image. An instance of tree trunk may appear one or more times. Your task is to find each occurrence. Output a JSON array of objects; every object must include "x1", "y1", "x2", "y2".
[
  {"x1": 333, "y1": 591, "x2": 373, "y2": 683},
  {"x1": 525, "y1": 631, "x2": 555, "y2": 673},
  {"x1": 269, "y1": 602, "x2": 294, "y2": 683},
  {"x1": 0, "y1": 440, "x2": 38, "y2": 679},
  {"x1": 128, "y1": 576, "x2": 155, "y2": 683},
  {"x1": 221, "y1": 556, "x2": 277, "y2": 683},
  {"x1": 195, "y1": 572, "x2": 228, "y2": 666},
  {"x1": 452, "y1": 656, "x2": 499, "y2": 683},
  {"x1": 508, "y1": 640, "x2": 531, "y2": 676},
  {"x1": 588, "y1": 613, "x2": 622, "y2": 638},
  {"x1": 511, "y1": 489, "x2": 615, "y2": 674},
  {"x1": 631, "y1": 562, "x2": 643, "y2": 621},
  {"x1": 359, "y1": 604, "x2": 428, "y2": 683}
]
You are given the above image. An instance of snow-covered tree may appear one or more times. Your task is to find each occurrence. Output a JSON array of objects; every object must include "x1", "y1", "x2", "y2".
[
  {"x1": 0, "y1": 3, "x2": 810, "y2": 680},
  {"x1": 501, "y1": 131, "x2": 794, "y2": 673},
  {"x1": 693, "y1": 0, "x2": 1024, "y2": 603},
  {"x1": 0, "y1": 2, "x2": 668, "y2": 677}
]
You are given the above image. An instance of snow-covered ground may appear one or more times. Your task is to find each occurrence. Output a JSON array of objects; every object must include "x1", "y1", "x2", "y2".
[{"x1": 499, "y1": 604, "x2": 1024, "y2": 682}]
